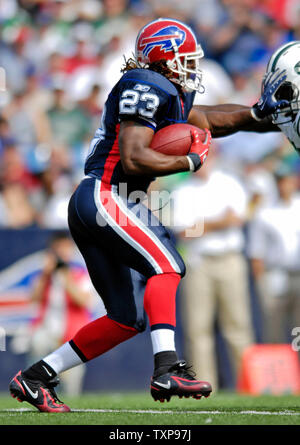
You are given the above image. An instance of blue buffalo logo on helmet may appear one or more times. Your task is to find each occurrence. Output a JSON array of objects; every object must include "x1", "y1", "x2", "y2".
[{"x1": 140, "y1": 26, "x2": 186, "y2": 58}]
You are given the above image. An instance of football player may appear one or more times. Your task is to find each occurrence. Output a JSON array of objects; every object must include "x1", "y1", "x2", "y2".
[
  {"x1": 259, "y1": 41, "x2": 300, "y2": 154},
  {"x1": 9, "y1": 18, "x2": 288, "y2": 412}
]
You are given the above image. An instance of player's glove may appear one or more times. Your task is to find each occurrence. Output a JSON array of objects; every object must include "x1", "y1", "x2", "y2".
[
  {"x1": 186, "y1": 128, "x2": 212, "y2": 172},
  {"x1": 251, "y1": 68, "x2": 289, "y2": 121}
]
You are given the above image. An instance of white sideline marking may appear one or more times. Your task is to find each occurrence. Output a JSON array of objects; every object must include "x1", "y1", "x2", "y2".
[{"x1": 3, "y1": 408, "x2": 300, "y2": 416}]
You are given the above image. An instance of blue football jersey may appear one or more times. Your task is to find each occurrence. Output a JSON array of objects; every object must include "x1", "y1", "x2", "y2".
[{"x1": 84, "y1": 68, "x2": 195, "y2": 194}]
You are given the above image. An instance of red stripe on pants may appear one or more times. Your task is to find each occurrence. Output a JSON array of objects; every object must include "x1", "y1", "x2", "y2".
[{"x1": 98, "y1": 181, "x2": 178, "y2": 274}]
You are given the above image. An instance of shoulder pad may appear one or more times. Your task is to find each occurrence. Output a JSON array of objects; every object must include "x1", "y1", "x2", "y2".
[{"x1": 120, "y1": 68, "x2": 179, "y2": 97}]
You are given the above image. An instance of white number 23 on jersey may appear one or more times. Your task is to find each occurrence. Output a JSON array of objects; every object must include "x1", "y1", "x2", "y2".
[{"x1": 119, "y1": 88, "x2": 160, "y2": 119}]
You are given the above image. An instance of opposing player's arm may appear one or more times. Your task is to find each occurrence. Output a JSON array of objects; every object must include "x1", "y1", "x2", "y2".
[
  {"x1": 188, "y1": 68, "x2": 288, "y2": 136},
  {"x1": 119, "y1": 121, "x2": 190, "y2": 176},
  {"x1": 188, "y1": 105, "x2": 279, "y2": 137}
]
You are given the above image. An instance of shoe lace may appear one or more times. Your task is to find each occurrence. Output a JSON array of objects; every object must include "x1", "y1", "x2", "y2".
[{"x1": 169, "y1": 360, "x2": 196, "y2": 380}]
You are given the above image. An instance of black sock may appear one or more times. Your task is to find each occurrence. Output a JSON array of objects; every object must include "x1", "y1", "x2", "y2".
[
  {"x1": 23, "y1": 360, "x2": 57, "y2": 382},
  {"x1": 153, "y1": 350, "x2": 178, "y2": 378}
]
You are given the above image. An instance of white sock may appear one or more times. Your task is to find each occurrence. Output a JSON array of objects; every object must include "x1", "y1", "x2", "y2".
[
  {"x1": 43, "y1": 342, "x2": 83, "y2": 374},
  {"x1": 150, "y1": 329, "x2": 176, "y2": 355}
]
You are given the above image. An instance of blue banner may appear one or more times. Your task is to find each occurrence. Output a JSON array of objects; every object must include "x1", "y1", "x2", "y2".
[{"x1": 0, "y1": 229, "x2": 54, "y2": 333}]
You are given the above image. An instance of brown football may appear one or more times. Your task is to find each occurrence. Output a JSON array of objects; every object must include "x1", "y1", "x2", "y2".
[{"x1": 150, "y1": 123, "x2": 208, "y2": 156}]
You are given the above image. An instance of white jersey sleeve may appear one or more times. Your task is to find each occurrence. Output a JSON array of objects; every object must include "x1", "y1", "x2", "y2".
[{"x1": 275, "y1": 110, "x2": 300, "y2": 154}]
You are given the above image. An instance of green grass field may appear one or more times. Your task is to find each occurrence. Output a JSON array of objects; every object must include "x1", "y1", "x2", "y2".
[{"x1": 0, "y1": 391, "x2": 300, "y2": 425}]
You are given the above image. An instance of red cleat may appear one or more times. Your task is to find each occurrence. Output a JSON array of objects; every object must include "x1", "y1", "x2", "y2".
[
  {"x1": 9, "y1": 370, "x2": 71, "y2": 413},
  {"x1": 151, "y1": 361, "x2": 212, "y2": 402}
]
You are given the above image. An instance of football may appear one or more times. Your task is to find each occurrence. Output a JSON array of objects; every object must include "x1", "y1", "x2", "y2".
[{"x1": 150, "y1": 123, "x2": 208, "y2": 156}]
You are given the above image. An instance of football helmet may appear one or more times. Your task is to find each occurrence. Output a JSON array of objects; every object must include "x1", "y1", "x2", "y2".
[
  {"x1": 135, "y1": 18, "x2": 204, "y2": 93},
  {"x1": 265, "y1": 41, "x2": 300, "y2": 124}
]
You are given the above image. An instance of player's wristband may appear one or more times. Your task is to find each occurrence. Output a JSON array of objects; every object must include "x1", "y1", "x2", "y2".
[{"x1": 186, "y1": 153, "x2": 202, "y2": 172}]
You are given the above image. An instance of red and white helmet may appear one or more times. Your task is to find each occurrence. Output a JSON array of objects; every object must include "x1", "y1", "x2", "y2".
[{"x1": 135, "y1": 18, "x2": 204, "y2": 93}]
